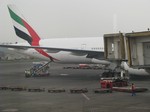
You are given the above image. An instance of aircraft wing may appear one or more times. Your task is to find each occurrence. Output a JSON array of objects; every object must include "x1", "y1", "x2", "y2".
[{"x1": 0, "y1": 44, "x2": 104, "y2": 59}]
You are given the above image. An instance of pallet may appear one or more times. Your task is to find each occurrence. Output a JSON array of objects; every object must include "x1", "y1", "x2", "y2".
[
  {"x1": 70, "y1": 88, "x2": 88, "y2": 93},
  {"x1": 94, "y1": 88, "x2": 112, "y2": 93},
  {"x1": 48, "y1": 88, "x2": 66, "y2": 93}
]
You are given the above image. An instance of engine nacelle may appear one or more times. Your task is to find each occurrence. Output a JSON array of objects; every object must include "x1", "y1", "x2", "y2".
[{"x1": 91, "y1": 59, "x2": 110, "y2": 65}]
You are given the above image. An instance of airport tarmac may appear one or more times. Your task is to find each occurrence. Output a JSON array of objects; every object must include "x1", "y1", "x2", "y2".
[{"x1": 0, "y1": 60, "x2": 150, "y2": 112}]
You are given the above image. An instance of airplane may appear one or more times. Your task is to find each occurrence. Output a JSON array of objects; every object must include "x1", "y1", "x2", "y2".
[{"x1": 0, "y1": 4, "x2": 150, "y2": 76}]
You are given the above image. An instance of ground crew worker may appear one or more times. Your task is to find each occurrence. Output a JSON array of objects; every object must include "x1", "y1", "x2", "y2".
[{"x1": 131, "y1": 83, "x2": 136, "y2": 96}]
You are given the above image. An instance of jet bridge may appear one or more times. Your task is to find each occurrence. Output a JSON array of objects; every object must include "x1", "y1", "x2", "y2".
[
  {"x1": 103, "y1": 33, "x2": 129, "y2": 80},
  {"x1": 125, "y1": 31, "x2": 150, "y2": 68},
  {"x1": 104, "y1": 30, "x2": 150, "y2": 76},
  {"x1": 104, "y1": 33, "x2": 127, "y2": 62}
]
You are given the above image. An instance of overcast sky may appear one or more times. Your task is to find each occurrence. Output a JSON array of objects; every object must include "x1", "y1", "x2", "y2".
[{"x1": 0, "y1": 0, "x2": 150, "y2": 42}]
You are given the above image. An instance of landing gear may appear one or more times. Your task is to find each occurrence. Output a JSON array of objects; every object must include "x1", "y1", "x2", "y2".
[
  {"x1": 102, "y1": 60, "x2": 129, "y2": 79},
  {"x1": 101, "y1": 69, "x2": 129, "y2": 80}
]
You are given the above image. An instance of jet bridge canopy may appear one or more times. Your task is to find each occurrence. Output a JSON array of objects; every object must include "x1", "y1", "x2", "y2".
[
  {"x1": 104, "y1": 33, "x2": 126, "y2": 61},
  {"x1": 125, "y1": 31, "x2": 150, "y2": 68}
]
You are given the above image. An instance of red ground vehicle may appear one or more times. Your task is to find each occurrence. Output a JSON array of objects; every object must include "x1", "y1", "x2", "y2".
[
  {"x1": 100, "y1": 80, "x2": 113, "y2": 89},
  {"x1": 100, "y1": 79, "x2": 128, "y2": 89}
]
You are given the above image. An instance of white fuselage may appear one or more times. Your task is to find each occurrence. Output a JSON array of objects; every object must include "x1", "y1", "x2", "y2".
[{"x1": 15, "y1": 37, "x2": 108, "y2": 64}]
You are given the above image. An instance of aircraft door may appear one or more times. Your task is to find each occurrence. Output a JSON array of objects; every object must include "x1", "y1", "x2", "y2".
[{"x1": 81, "y1": 44, "x2": 86, "y2": 50}]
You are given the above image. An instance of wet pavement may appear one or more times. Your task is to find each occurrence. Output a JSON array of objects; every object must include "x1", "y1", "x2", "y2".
[{"x1": 0, "y1": 60, "x2": 150, "y2": 112}]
